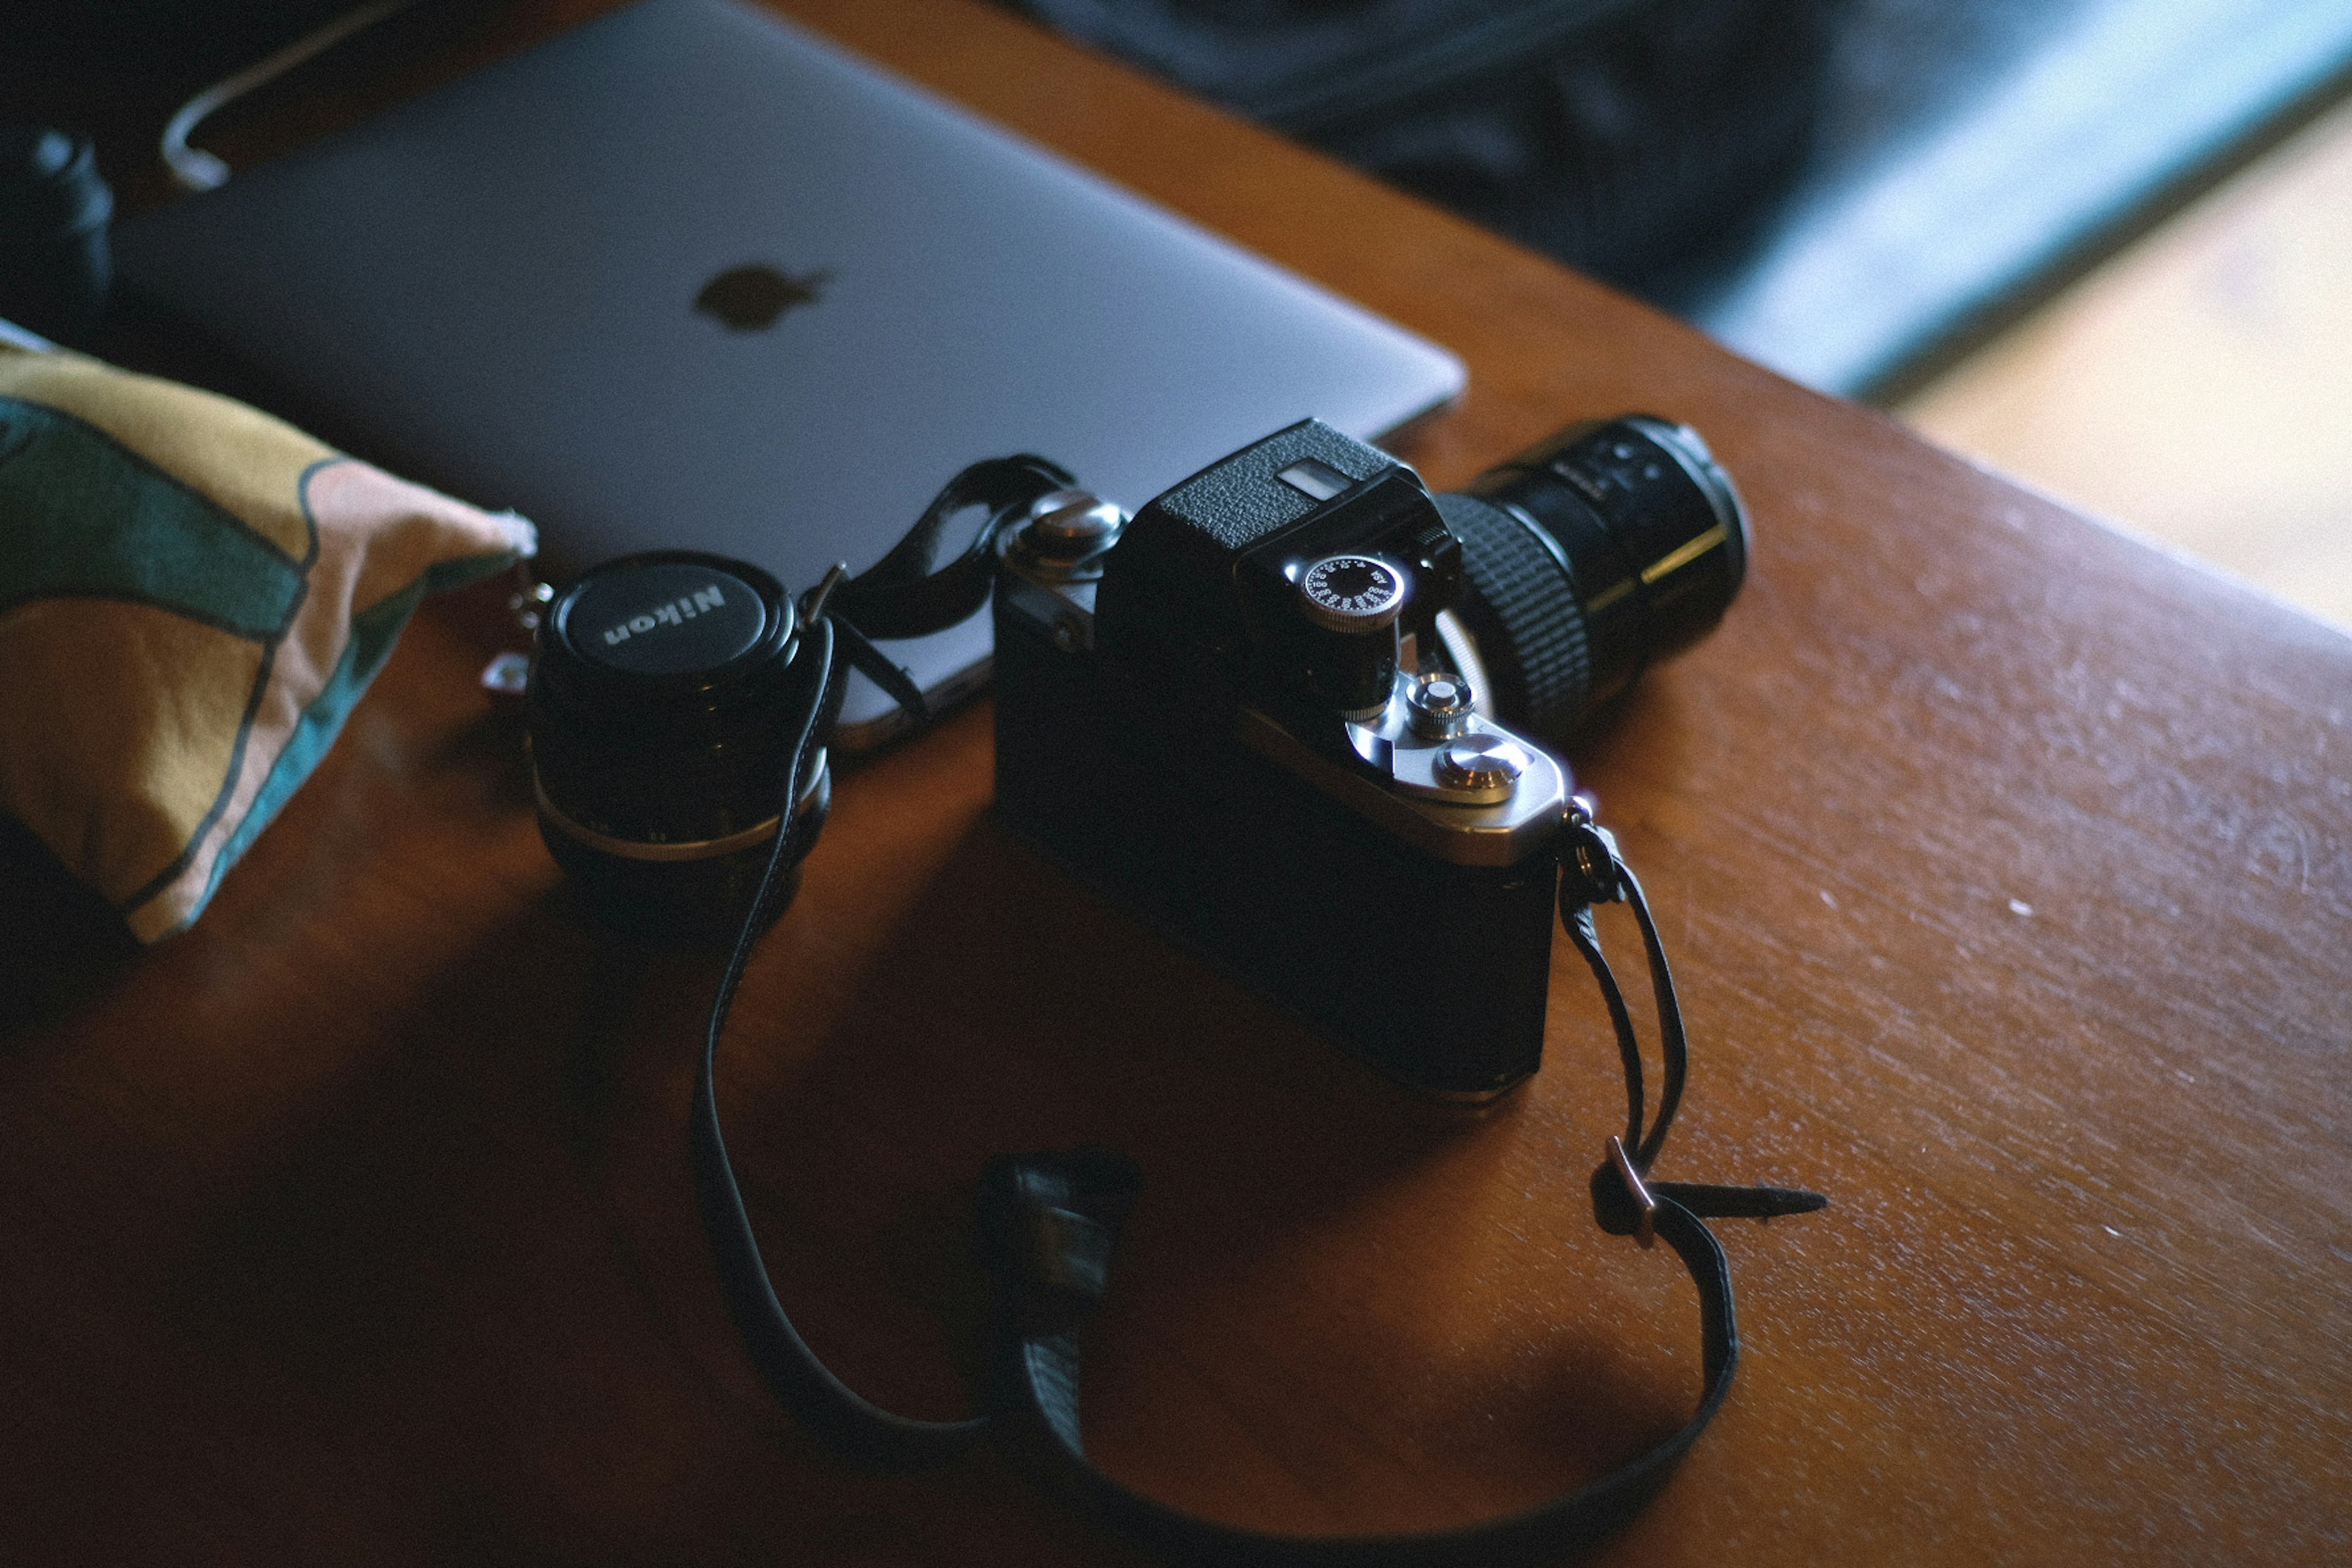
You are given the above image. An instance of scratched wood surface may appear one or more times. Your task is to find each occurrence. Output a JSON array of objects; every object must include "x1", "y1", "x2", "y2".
[{"x1": 3, "y1": 1, "x2": 2347, "y2": 1562}]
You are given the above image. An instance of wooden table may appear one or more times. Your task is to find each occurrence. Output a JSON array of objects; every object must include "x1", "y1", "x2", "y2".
[{"x1": 6, "y1": 2, "x2": 2348, "y2": 1562}]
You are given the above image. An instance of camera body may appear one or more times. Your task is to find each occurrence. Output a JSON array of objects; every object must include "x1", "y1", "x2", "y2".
[{"x1": 993, "y1": 420, "x2": 1577, "y2": 1098}]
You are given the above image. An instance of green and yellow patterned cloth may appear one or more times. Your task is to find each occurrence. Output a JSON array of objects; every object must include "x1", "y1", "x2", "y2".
[{"x1": 0, "y1": 341, "x2": 535, "y2": 940}]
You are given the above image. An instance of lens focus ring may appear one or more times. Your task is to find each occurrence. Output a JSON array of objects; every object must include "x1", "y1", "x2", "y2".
[{"x1": 1436, "y1": 492, "x2": 1591, "y2": 741}]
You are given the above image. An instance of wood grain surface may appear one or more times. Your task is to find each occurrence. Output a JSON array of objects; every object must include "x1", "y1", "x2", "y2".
[{"x1": 4, "y1": 1, "x2": 2348, "y2": 1563}]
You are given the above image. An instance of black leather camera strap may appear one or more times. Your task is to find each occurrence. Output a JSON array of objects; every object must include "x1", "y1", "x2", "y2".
[
  {"x1": 980, "y1": 1148, "x2": 1746, "y2": 1568},
  {"x1": 830, "y1": 454, "x2": 1075, "y2": 643},
  {"x1": 688, "y1": 503, "x2": 1825, "y2": 1559},
  {"x1": 810, "y1": 454, "x2": 1076, "y2": 725},
  {"x1": 688, "y1": 590, "x2": 994, "y2": 1470}
]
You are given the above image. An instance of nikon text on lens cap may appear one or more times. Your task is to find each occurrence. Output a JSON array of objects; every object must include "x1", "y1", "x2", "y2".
[{"x1": 568, "y1": 559, "x2": 770, "y2": 676}]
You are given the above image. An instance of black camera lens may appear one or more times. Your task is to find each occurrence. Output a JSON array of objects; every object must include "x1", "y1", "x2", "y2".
[
  {"x1": 526, "y1": 551, "x2": 824, "y2": 943},
  {"x1": 1436, "y1": 416, "x2": 1747, "y2": 744}
]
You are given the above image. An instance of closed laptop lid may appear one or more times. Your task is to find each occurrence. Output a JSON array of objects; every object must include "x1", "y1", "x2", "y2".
[{"x1": 114, "y1": 0, "x2": 1466, "y2": 740}]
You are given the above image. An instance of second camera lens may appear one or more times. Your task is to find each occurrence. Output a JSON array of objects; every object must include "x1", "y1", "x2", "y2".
[{"x1": 1440, "y1": 416, "x2": 1748, "y2": 744}]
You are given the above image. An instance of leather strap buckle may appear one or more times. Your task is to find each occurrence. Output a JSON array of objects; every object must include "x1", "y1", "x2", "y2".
[{"x1": 1605, "y1": 1135, "x2": 1659, "y2": 1248}]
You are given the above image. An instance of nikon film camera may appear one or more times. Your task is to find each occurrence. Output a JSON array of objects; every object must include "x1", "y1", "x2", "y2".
[
  {"x1": 991, "y1": 414, "x2": 1745, "y2": 1098},
  {"x1": 526, "y1": 413, "x2": 1743, "y2": 1090}
]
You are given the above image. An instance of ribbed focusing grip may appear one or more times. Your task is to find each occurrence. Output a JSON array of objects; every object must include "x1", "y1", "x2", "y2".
[{"x1": 1437, "y1": 492, "x2": 1591, "y2": 741}]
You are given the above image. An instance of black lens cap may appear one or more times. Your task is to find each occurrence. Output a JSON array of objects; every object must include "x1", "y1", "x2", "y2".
[{"x1": 568, "y1": 559, "x2": 770, "y2": 676}]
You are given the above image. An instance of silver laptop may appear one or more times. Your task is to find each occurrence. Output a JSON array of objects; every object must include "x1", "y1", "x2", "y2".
[{"x1": 114, "y1": 0, "x2": 1464, "y2": 745}]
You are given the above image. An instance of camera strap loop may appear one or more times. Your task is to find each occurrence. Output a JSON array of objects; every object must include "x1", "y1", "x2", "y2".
[
  {"x1": 1559, "y1": 825, "x2": 1826, "y2": 1243},
  {"x1": 814, "y1": 454, "x2": 1072, "y2": 721},
  {"x1": 828, "y1": 454, "x2": 1074, "y2": 642},
  {"x1": 782, "y1": 455, "x2": 1070, "y2": 722},
  {"x1": 1558, "y1": 836, "x2": 1684, "y2": 1178}
]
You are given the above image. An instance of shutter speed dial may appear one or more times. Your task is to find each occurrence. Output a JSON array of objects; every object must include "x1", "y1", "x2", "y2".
[
  {"x1": 1294, "y1": 554, "x2": 1406, "y2": 720},
  {"x1": 1297, "y1": 555, "x2": 1405, "y2": 633}
]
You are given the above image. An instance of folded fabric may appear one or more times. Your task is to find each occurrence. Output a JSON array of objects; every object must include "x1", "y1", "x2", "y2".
[{"x1": 0, "y1": 338, "x2": 535, "y2": 940}]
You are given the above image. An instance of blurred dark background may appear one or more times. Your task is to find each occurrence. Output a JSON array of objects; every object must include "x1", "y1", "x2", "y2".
[{"x1": 7, "y1": 0, "x2": 2352, "y2": 396}]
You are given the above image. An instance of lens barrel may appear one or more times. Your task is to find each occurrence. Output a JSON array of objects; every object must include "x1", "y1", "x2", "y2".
[
  {"x1": 1438, "y1": 416, "x2": 1747, "y2": 744},
  {"x1": 526, "y1": 551, "x2": 823, "y2": 943}
]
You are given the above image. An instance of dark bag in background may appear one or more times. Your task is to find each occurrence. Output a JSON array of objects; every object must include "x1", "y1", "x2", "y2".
[{"x1": 999, "y1": 0, "x2": 1850, "y2": 311}]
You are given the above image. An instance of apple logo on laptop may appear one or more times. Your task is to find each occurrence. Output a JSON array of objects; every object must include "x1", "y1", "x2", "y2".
[{"x1": 695, "y1": 264, "x2": 832, "y2": 331}]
